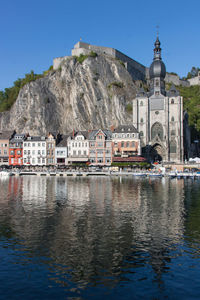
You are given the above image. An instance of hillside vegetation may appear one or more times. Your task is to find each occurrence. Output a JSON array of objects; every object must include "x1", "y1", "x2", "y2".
[{"x1": 0, "y1": 68, "x2": 52, "y2": 112}]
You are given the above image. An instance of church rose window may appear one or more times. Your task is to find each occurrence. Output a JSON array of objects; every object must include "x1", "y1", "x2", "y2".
[
  {"x1": 170, "y1": 141, "x2": 176, "y2": 153},
  {"x1": 151, "y1": 122, "x2": 163, "y2": 140}
]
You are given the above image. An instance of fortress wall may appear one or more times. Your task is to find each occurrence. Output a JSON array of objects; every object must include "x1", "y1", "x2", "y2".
[
  {"x1": 115, "y1": 49, "x2": 146, "y2": 81},
  {"x1": 188, "y1": 76, "x2": 200, "y2": 86},
  {"x1": 53, "y1": 57, "x2": 66, "y2": 70}
]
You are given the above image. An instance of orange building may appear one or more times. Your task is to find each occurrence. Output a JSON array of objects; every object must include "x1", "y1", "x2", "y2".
[{"x1": 9, "y1": 134, "x2": 27, "y2": 166}]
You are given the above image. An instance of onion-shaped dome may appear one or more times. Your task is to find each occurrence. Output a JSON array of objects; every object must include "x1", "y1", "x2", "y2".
[
  {"x1": 149, "y1": 59, "x2": 166, "y2": 79},
  {"x1": 149, "y1": 37, "x2": 166, "y2": 79}
]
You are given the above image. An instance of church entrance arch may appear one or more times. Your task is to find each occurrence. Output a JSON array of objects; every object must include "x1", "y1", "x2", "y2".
[{"x1": 150, "y1": 143, "x2": 164, "y2": 162}]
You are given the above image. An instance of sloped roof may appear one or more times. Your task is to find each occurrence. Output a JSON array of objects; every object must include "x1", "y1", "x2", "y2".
[
  {"x1": 56, "y1": 135, "x2": 69, "y2": 147},
  {"x1": 88, "y1": 129, "x2": 112, "y2": 140},
  {"x1": 167, "y1": 84, "x2": 179, "y2": 97},
  {"x1": 113, "y1": 125, "x2": 138, "y2": 134}
]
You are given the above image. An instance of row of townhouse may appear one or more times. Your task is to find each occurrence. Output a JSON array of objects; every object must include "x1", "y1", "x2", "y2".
[{"x1": 0, "y1": 125, "x2": 145, "y2": 167}]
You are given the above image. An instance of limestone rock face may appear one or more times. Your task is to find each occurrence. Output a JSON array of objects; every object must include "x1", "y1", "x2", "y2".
[{"x1": 0, "y1": 54, "x2": 137, "y2": 134}]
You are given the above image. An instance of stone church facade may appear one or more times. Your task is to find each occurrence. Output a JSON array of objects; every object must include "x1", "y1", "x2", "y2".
[{"x1": 133, "y1": 37, "x2": 187, "y2": 163}]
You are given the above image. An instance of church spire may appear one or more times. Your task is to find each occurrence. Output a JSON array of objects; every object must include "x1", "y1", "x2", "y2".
[
  {"x1": 149, "y1": 36, "x2": 166, "y2": 96},
  {"x1": 154, "y1": 36, "x2": 162, "y2": 60}
]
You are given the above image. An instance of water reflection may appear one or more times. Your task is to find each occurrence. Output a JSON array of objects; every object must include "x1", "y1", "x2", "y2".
[{"x1": 0, "y1": 176, "x2": 200, "y2": 298}]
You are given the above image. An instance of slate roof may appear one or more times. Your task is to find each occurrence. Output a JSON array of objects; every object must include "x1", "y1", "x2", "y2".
[
  {"x1": 88, "y1": 129, "x2": 112, "y2": 140},
  {"x1": 136, "y1": 87, "x2": 147, "y2": 98},
  {"x1": 113, "y1": 125, "x2": 138, "y2": 134},
  {"x1": 25, "y1": 136, "x2": 46, "y2": 142},
  {"x1": 167, "y1": 84, "x2": 179, "y2": 97},
  {"x1": 56, "y1": 135, "x2": 69, "y2": 147},
  {"x1": 10, "y1": 134, "x2": 26, "y2": 143}
]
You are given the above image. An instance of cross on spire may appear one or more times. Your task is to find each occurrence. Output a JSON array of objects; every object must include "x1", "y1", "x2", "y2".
[{"x1": 156, "y1": 25, "x2": 159, "y2": 38}]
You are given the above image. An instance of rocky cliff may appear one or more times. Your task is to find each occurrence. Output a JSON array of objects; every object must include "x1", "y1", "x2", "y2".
[{"x1": 0, "y1": 53, "x2": 138, "y2": 135}]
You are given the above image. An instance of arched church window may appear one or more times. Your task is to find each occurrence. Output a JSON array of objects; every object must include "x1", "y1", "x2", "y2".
[
  {"x1": 140, "y1": 118, "x2": 143, "y2": 123},
  {"x1": 170, "y1": 141, "x2": 176, "y2": 153},
  {"x1": 171, "y1": 116, "x2": 175, "y2": 122},
  {"x1": 151, "y1": 122, "x2": 163, "y2": 140},
  {"x1": 139, "y1": 131, "x2": 144, "y2": 137},
  {"x1": 171, "y1": 130, "x2": 176, "y2": 136},
  {"x1": 171, "y1": 99, "x2": 174, "y2": 104},
  {"x1": 140, "y1": 101, "x2": 143, "y2": 106}
]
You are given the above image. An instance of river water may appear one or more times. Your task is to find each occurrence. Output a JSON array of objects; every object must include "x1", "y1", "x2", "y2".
[{"x1": 0, "y1": 176, "x2": 200, "y2": 299}]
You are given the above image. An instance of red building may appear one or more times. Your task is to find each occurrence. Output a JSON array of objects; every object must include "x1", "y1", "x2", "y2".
[{"x1": 9, "y1": 134, "x2": 27, "y2": 166}]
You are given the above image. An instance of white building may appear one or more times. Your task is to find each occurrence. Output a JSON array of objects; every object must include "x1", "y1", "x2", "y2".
[
  {"x1": 23, "y1": 136, "x2": 46, "y2": 166},
  {"x1": 55, "y1": 136, "x2": 68, "y2": 165},
  {"x1": 67, "y1": 131, "x2": 89, "y2": 164}
]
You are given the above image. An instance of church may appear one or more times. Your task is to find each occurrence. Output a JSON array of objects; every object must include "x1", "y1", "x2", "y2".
[{"x1": 133, "y1": 37, "x2": 190, "y2": 163}]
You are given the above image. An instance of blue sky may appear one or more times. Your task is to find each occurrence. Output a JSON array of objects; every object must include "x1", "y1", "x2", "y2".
[{"x1": 0, "y1": 0, "x2": 199, "y2": 90}]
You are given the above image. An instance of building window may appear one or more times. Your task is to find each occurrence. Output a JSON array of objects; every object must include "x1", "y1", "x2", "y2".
[
  {"x1": 17, "y1": 150, "x2": 21, "y2": 155},
  {"x1": 121, "y1": 142, "x2": 124, "y2": 147},
  {"x1": 171, "y1": 130, "x2": 176, "y2": 136},
  {"x1": 140, "y1": 101, "x2": 143, "y2": 106},
  {"x1": 131, "y1": 141, "x2": 135, "y2": 147},
  {"x1": 126, "y1": 142, "x2": 129, "y2": 147},
  {"x1": 24, "y1": 150, "x2": 27, "y2": 155},
  {"x1": 155, "y1": 111, "x2": 159, "y2": 115},
  {"x1": 170, "y1": 141, "x2": 176, "y2": 153},
  {"x1": 171, "y1": 99, "x2": 174, "y2": 104},
  {"x1": 24, "y1": 143, "x2": 27, "y2": 147},
  {"x1": 32, "y1": 143, "x2": 35, "y2": 147},
  {"x1": 171, "y1": 116, "x2": 175, "y2": 122},
  {"x1": 140, "y1": 131, "x2": 144, "y2": 137},
  {"x1": 140, "y1": 118, "x2": 143, "y2": 123},
  {"x1": 151, "y1": 122, "x2": 163, "y2": 140}
]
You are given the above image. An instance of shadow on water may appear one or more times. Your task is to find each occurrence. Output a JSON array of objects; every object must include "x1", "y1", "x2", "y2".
[{"x1": 0, "y1": 176, "x2": 200, "y2": 299}]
